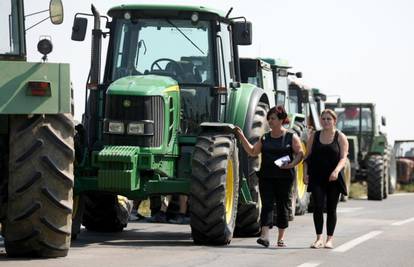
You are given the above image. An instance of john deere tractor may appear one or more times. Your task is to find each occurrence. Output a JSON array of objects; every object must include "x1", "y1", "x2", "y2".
[
  {"x1": 326, "y1": 102, "x2": 396, "y2": 200},
  {"x1": 0, "y1": 0, "x2": 74, "y2": 258},
  {"x1": 71, "y1": 4, "x2": 278, "y2": 244}
]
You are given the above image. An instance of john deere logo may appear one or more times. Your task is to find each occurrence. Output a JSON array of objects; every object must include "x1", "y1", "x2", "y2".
[{"x1": 123, "y1": 99, "x2": 131, "y2": 108}]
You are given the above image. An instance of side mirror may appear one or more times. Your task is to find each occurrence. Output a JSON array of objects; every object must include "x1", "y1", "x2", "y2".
[
  {"x1": 381, "y1": 116, "x2": 386, "y2": 126},
  {"x1": 233, "y1": 21, "x2": 252, "y2": 46},
  {"x1": 301, "y1": 89, "x2": 310, "y2": 103},
  {"x1": 337, "y1": 98, "x2": 342, "y2": 108},
  {"x1": 295, "y1": 72, "x2": 302, "y2": 78},
  {"x1": 49, "y1": 0, "x2": 64, "y2": 25},
  {"x1": 71, "y1": 17, "x2": 88, "y2": 41}
]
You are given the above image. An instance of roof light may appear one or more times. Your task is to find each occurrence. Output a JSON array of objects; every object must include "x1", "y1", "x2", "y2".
[
  {"x1": 124, "y1": 12, "x2": 131, "y2": 20},
  {"x1": 191, "y1": 12, "x2": 199, "y2": 23}
]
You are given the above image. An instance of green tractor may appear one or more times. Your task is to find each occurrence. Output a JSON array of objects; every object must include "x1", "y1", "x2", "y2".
[
  {"x1": 0, "y1": 0, "x2": 74, "y2": 258},
  {"x1": 326, "y1": 102, "x2": 396, "y2": 200},
  {"x1": 71, "y1": 4, "x2": 278, "y2": 243}
]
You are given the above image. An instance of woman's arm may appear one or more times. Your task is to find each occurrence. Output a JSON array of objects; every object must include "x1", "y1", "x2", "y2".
[
  {"x1": 234, "y1": 126, "x2": 262, "y2": 157},
  {"x1": 280, "y1": 133, "x2": 304, "y2": 169},
  {"x1": 329, "y1": 131, "x2": 349, "y2": 181}
]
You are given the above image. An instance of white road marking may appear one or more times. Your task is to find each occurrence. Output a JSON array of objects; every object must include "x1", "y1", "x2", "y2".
[
  {"x1": 391, "y1": 217, "x2": 414, "y2": 226},
  {"x1": 337, "y1": 207, "x2": 364, "y2": 213},
  {"x1": 297, "y1": 262, "x2": 321, "y2": 267},
  {"x1": 333, "y1": 231, "x2": 382, "y2": 253}
]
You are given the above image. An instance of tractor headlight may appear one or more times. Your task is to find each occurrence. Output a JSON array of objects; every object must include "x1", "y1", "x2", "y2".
[
  {"x1": 108, "y1": 121, "x2": 124, "y2": 134},
  {"x1": 127, "y1": 122, "x2": 145, "y2": 135}
]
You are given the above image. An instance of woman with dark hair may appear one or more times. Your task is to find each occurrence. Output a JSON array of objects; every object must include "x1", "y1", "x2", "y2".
[
  {"x1": 305, "y1": 109, "x2": 349, "y2": 249},
  {"x1": 235, "y1": 105, "x2": 304, "y2": 248}
]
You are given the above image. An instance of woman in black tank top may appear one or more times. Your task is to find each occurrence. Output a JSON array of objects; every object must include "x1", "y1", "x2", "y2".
[
  {"x1": 305, "y1": 109, "x2": 349, "y2": 249},
  {"x1": 235, "y1": 106, "x2": 304, "y2": 248}
]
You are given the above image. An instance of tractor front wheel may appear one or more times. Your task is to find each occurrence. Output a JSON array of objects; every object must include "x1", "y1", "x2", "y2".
[
  {"x1": 190, "y1": 133, "x2": 239, "y2": 245},
  {"x1": 367, "y1": 155, "x2": 385, "y2": 200}
]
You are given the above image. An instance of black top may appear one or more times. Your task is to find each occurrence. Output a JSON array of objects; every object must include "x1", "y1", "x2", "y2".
[
  {"x1": 308, "y1": 130, "x2": 347, "y2": 195},
  {"x1": 257, "y1": 131, "x2": 294, "y2": 180}
]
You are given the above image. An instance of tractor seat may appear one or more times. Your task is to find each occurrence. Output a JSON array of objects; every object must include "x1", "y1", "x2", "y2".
[{"x1": 179, "y1": 61, "x2": 202, "y2": 83}]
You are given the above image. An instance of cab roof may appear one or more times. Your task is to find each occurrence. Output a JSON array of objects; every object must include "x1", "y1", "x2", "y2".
[{"x1": 108, "y1": 4, "x2": 226, "y2": 18}]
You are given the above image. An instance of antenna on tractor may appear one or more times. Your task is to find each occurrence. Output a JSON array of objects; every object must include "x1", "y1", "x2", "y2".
[{"x1": 225, "y1": 7, "x2": 233, "y2": 19}]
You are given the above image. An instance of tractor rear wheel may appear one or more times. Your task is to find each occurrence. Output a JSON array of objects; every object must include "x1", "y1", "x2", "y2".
[
  {"x1": 367, "y1": 155, "x2": 385, "y2": 200},
  {"x1": 235, "y1": 102, "x2": 268, "y2": 237},
  {"x1": 190, "y1": 133, "x2": 239, "y2": 245},
  {"x1": 340, "y1": 158, "x2": 352, "y2": 202},
  {"x1": 293, "y1": 154, "x2": 309, "y2": 216},
  {"x1": 290, "y1": 123, "x2": 309, "y2": 218},
  {"x1": 4, "y1": 114, "x2": 74, "y2": 257},
  {"x1": 82, "y1": 192, "x2": 131, "y2": 232}
]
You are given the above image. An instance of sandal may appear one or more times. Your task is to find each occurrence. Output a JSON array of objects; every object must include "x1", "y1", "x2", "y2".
[
  {"x1": 310, "y1": 240, "x2": 324, "y2": 249},
  {"x1": 324, "y1": 240, "x2": 334, "y2": 249},
  {"x1": 277, "y1": 240, "x2": 286, "y2": 247},
  {"x1": 256, "y1": 238, "x2": 270, "y2": 248}
]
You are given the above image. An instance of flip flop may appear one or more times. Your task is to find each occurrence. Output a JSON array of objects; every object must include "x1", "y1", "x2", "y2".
[
  {"x1": 277, "y1": 240, "x2": 286, "y2": 247},
  {"x1": 257, "y1": 238, "x2": 270, "y2": 248},
  {"x1": 310, "y1": 240, "x2": 324, "y2": 249}
]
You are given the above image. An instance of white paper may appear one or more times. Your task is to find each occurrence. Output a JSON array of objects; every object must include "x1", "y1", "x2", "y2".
[{"x1": 274, "y1": 155, "x2": 291, "y2": 167}]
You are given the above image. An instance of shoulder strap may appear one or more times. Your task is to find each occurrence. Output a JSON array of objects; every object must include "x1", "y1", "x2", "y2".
[{"x1": 281, "y1": 131, "x2": 293, "y2": 147}]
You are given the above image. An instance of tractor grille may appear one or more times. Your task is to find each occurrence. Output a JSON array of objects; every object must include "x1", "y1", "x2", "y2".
[{"x1": 104, "y1": 95, "x2": 164, "y2": 147}]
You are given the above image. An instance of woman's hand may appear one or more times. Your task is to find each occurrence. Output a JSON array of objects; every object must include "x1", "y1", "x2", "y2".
[
  {"x1": 329, "y1": 170, "x2": 339, "y2": 181},
  {"x1": 234, "y1": 126, "x2": 243, "y2": 138}
]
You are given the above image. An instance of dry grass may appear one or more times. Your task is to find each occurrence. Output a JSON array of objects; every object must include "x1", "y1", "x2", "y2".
[
  {"x1": 397, "y1": 183, "x2": 414, "y2": 193},
  {"x1": 349, "y1": 182, "x2": 367, "y2": 199}
]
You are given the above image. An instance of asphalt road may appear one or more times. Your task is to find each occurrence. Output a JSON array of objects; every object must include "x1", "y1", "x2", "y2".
[{"x1": 1, "y1": 193, "x2": 414, "y2": 267}]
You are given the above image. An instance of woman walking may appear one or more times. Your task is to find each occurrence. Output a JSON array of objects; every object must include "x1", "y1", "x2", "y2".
[
  {"x1": 305, "y1": 109, "x2": 348, "y2": 249},
  {"x1": 235, "y1": 106, "x2": 304, "y2": 248}
]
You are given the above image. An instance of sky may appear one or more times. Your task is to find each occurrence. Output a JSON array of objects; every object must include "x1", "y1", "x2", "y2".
[{"x1": 24, "y1": 0, "x2": 414, "y2": 143}]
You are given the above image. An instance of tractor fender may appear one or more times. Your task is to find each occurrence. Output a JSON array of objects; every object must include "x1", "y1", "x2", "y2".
[
  {"x1": 371, "y1": 135, "x2": 387, "y2": 154},
  {"x1": 226, "y1": 84, "x2": 269, "y2": 133}
]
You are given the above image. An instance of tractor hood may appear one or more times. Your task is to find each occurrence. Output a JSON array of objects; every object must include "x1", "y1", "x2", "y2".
[{"x1": 107, "y1": 75, "x2": 179, "y2": 96}]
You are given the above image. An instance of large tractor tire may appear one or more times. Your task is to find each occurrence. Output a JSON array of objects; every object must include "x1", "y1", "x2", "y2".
[
  {"x1": 82, "y1": 192, "x2": 131, "y2": 232},
  {"x1": 235, "y1": 102, "x2": 268, "y2": 237},
  {"x1": 293, "y1": 153, "x2": 310, "y2": 216},
  {"x1": 367, "y1": 155, "x2": 385, "y2": 200},
  {"x1": 190, "y1": 133, "x2": 239, "y2": 245},
  {"x1": 289, "y1": 122, "x2": 309, "y2": 219},
  {"x1": 4, "y1": 114, "x2": 74, "y2": 258},
  {"x1": 0, "y1": 137, "x2": 8, "y2": 222},
  {"x1": 340, "y1": 158, "x2": 352, "y2": 202}
]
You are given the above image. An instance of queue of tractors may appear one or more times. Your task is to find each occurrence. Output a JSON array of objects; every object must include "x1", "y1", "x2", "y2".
[{"x1": 0, "y1": 1, "x2": 402, "y2": 258}]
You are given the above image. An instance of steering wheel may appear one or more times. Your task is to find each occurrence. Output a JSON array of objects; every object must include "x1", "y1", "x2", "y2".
[{"x1": 150, "y1": 58, "x2": 185, "y2": 80}]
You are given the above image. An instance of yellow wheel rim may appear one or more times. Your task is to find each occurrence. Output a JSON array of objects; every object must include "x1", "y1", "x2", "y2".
[
  {"x1": 296, "y1": 142, "x2": 307, "y2": 199},
  {"x1": 225, "y1": 159, "x2": 234, "y2": 224}
]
